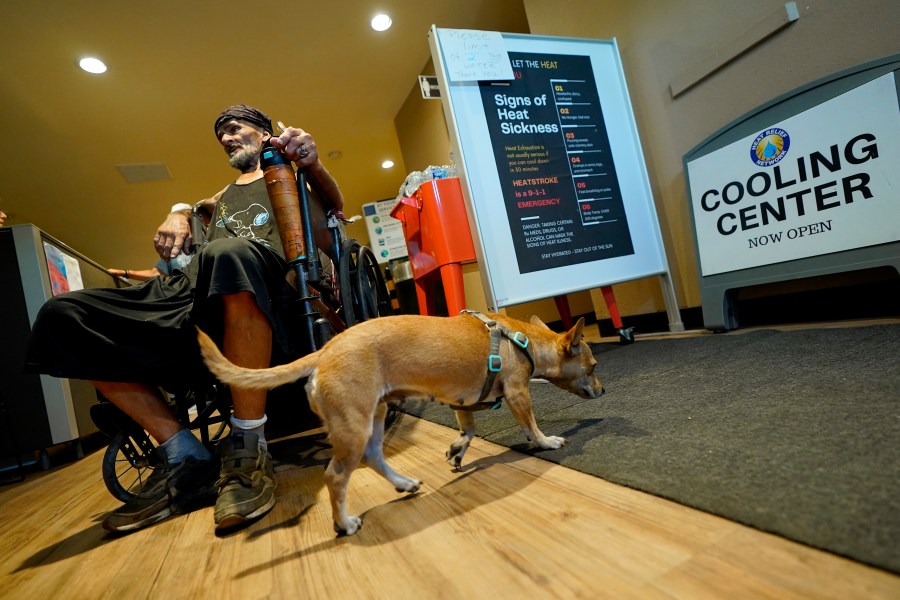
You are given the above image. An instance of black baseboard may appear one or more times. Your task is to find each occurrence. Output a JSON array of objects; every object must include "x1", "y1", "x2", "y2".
[
  {"x1": 543, "y1": 308, "x2": 703, "y2": 336},
  {"x1": 548, "y1": 276, "x2": 898, "y2": 336},
  {"x1": 731, "y1": 276, "x2": 899, "y2": 328},
  {"x1": 590, "y1": 307, "x2": 704, "y2": 337}
]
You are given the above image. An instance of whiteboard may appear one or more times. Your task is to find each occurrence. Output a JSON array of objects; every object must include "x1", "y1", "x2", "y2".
[{"x1": 430, "y1": 28, "x2": 670, "y2": 309}]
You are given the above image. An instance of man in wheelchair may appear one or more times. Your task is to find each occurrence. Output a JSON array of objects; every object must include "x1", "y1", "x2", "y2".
[{"x1": 25, "y1": 105, "x2": 346, "y2": 534}]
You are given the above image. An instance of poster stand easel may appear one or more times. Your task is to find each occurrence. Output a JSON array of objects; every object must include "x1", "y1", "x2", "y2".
[{"x1": 428, "y1": 26, "x2": 684, "y2": 334}]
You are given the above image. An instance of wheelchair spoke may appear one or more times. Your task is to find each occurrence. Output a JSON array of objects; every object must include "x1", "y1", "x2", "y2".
[
  {"x1": 339, "y1": 239, "x2": 392, "y2": 327},
  {"x1": 103, "y1": 430, "x2": 158, "y2": 502},
  {"x1": 114, "y1": 458, "x2": 150, "y2": 493}
]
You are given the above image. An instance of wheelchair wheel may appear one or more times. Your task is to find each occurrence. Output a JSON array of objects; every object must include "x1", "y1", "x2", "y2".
[
  {"x1": 102, "y1": 429, "x2": 159, "y2": 503},
  {"x1": 338, "y1": 239, "x2": 392, "y2": 327}
]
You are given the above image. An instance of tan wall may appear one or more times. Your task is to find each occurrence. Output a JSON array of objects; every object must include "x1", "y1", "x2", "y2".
[
  {"x1": 393, "y1": 0, "x2": 899, "y2": 325},
  {"x1": 522, "y1": 0, "x2": 900, "y2": 318}
]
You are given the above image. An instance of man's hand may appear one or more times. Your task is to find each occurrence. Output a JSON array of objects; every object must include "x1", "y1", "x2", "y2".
[
  {"x1": 270, "y1": 122, "x2": 345, "y2": 212},
  {"x1": 270, "y1": 124, "x2": 318, "y2": 169},
  {"x1": 154, "y1": 211, "x2": 191, "y2": 260}
]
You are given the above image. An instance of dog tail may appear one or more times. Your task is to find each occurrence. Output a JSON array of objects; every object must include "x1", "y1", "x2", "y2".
[{"x1": 196, "y1": 327, "x2": 318, "y2": 390}]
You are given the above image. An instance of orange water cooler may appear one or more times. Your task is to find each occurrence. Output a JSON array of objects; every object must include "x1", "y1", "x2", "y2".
[{"x1": 390, "y1": 177, "x2": 476, "y2": 316}]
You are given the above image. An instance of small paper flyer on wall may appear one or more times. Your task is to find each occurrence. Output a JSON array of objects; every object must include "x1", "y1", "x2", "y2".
[
  {"x1": 44, "y1": 242, "x2": 84, "y2": 296},
  {"x1": 362, "y1": 199, "x2": 409, "y2": 264}
]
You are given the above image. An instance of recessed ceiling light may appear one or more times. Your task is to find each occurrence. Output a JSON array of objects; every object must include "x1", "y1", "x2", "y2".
[
  {"x1": 382, "y1": 160, "x2": 395, "y2": 169},
  {"x1": 78, "y1": 57, "x2": 107, "y2": 74},
  {"x1": 371, "y1": 14, "x2": 392, "y2": 31}
]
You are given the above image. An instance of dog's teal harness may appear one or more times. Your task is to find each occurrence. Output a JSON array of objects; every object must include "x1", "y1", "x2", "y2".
[{"x1": 453, "y1": 310, "x2": 535, "y2": 411}]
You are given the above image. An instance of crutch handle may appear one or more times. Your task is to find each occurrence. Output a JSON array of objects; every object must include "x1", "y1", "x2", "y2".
[{"x1": 260, "y1": 141, "x2": 306, "y2": 262}]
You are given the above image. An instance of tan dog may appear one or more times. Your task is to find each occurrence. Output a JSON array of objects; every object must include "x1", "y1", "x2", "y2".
[{"x1": 197, "y1": 312, "x2": 604, "y2": 536}]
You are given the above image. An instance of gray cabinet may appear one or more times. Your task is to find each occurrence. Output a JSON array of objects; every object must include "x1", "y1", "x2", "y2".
[{"x1": 0, "y1": 224, "x2": 125, "y2": 464}]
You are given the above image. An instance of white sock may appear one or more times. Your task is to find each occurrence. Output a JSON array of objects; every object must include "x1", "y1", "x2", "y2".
[{"x1": 230, "y1": 414, "x2": 268, "y2": 451}]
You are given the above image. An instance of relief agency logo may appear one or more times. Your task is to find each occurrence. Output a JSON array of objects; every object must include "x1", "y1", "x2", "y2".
[{"x1": 750, "y1": 127, "x2": 790, "y2": 167}]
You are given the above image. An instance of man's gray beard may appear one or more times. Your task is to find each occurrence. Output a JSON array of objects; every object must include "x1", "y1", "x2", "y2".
[{"x1": 228, "y1": 146, "x2": 260, "y2": 172}]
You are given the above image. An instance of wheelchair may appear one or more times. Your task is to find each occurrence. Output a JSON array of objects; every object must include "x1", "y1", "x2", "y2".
[{"x1": 93, "y1": 145, "x2": 395, "y2": 502}]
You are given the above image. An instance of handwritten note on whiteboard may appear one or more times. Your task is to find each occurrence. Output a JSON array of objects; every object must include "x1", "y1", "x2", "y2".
[{"x1": 436, "y1": 28, "x2": 514, "y2": 82}]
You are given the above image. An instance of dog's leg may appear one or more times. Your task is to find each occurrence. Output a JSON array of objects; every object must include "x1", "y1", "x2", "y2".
[
  {"x1": 505, "y1": 392, "x2": 567, "y2": 450},
  {"x1": 446, "y1": 409, "x2": 476, "y2": 468},
  {"x1": 320, "y1": 390, "x2": 374, "y2": 537},
  {"x1": 363, "y1": 403, "x2": 421, "y2": 493},
  {"x1": 324, "y1": 440, "x2": 365, "y2": 536}
]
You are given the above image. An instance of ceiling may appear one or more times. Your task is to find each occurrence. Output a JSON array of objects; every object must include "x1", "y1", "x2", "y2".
[{"x1": 0, "y1": 0, "x2": 529, "y2": 270}]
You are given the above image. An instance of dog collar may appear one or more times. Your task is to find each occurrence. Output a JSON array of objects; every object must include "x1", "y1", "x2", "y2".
[{"x1": 456, "y1": 310, "x2": 535, "y2": 410}]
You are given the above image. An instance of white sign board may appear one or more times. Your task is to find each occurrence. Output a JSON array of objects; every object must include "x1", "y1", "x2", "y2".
[
  {"x1": 686, "y1": 73, "x2": 900, "y2": 276},
  {"x1": 362, "y1": 199, "x2": 409, "y2": 264},
  {"x1": 430, "y1": 28, "x2": 672, "y2": 309}
]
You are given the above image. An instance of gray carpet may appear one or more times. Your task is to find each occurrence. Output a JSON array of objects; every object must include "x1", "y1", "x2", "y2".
[{"x1": 402, "y1": 324, "x2": 900, "y2": 574}]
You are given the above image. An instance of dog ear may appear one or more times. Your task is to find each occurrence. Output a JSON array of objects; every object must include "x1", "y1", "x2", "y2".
[
  {"x1": 561, "y1": 317, "x2": 586, "y2": 355},
  {"x1": 530, "y1": 315, "x2": 552, "y2": 330}
]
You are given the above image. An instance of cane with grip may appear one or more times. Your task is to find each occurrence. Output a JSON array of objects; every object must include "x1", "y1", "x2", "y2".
[
  {"x1": 260, "y1": 140, "x2": 320, "y2": 351},
  {"x1": 261, "y1": 141, "x2": 306, "y2": 262}
]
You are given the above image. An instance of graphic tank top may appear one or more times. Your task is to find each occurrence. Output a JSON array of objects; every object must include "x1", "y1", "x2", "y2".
[{"x1": 205, "y1": 178, "x2": 285, "y2": 260}]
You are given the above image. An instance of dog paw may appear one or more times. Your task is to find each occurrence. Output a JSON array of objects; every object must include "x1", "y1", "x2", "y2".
[
  {"x1": 334, "y1": 515, "x2": 363, "y2": 537},
  {"x1": 446, "y1": 444, "x2": 469, "y2": 468},
  {"x1": 395, "y1": 479, "x2": 421, "y2": 494},
  {"x1": 539, "y1": 436, "x2": 568, "y2": 450},
  {"x1": 446, "y1": 452, "x2": 463, "y2": 468}
]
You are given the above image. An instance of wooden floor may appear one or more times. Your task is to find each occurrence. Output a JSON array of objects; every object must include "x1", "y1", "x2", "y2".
[
  {"x1": 2, "y1": 320, "x2": 899, "y2": 598},
  {"x1": 1, "y1": 419, "x2": 898, "y2": 598}
]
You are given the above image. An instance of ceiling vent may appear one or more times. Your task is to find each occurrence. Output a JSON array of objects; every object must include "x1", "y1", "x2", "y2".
[{"x1": 116, "y1": 162, "x2": 172, "y2": 183}]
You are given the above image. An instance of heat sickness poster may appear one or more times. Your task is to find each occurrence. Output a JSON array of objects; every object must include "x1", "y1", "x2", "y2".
[{"x1": 479, "y1": 52, "x2": 634, "y2": 274}]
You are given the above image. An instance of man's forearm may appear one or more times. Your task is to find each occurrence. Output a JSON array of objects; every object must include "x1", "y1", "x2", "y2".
[{"x1": 309, "y1": 161, "x2": 345, "y2": 211}]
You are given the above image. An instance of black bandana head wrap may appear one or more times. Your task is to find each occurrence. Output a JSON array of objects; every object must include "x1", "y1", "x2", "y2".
[{"x1": 213, "y1": 104, "x2": 273, "y2": 137}]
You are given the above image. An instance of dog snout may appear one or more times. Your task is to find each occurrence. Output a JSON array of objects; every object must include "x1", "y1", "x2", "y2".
[{"x1": 582, "y1": 383, "x2": 605, "y2": 399}]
